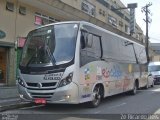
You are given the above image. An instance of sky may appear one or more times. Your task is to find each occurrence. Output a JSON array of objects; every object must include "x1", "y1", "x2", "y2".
[{"x1": 121, "y1": 0, "x2": 160, "y2": 43}]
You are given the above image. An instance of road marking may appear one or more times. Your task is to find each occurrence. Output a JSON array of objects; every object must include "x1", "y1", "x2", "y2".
[
  {"x1": 138, "y1": 89, "x2": 160, "y2": 92},
  {"x1": 152, "y1": 88, "x2": 160, "y2": 92},
  {"x1": 154, "y1": 108, "x2": 160, "y2": 114},
  {"x1": 108, "y1": 103, "x2": 126, "y2": 109},
  {"x1": 19, "y1": 104, "x2": 44, "y2": 110}
]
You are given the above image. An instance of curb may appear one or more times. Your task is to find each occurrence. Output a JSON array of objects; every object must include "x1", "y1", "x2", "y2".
[{"x1": 0, "y1": 102, "x2": 34, "y2": 112}]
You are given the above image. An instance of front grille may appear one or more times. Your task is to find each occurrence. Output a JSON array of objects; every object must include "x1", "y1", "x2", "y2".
[
  {"x1": 27, "y1": 87, "x2": 56, "y2": 90},
  {"x1": 27, "y1": 83, "x2": 37, "y2": 87},
  {"x1": 42, "y1": 82, "x2": 56, "y2": 87},
  {"x1": 30, "y1": 92, "x2": 54, "y2": 99},
  {"x1": 27, "y1": 82, "x2": 57, "y2": 88}
]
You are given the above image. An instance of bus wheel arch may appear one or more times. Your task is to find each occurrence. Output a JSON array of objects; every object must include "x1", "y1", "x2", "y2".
[
  {"x1": 144, "y1": 79, "x2": 149, "y2": 89},
  {"x1": 129, "y1": 79, "x2": 139, "y2": 95},
  {"x1": 88, "y1": 83, "x2": 104, "y2": 108},
  {"x1": 151, "y1": 80, "x2": 154, "y2": 87},
  {"x1": 135, "y1": 79, "x2": 139, "y2": 89}
]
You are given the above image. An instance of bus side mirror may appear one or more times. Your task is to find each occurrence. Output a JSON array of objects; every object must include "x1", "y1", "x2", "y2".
[{"x1": 81, "y1": 35, "x2": 86, "y2": 49}]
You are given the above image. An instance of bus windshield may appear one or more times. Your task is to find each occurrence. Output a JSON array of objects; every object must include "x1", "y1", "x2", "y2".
[
  {"x1": 20, "y1": 23, "x2": 79, "y2": 67},
  {"x1": 148, "y1": 65, "x2": 160, "y2": 72}
]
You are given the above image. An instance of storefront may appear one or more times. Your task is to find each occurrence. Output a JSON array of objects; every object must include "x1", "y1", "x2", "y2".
[
  {"x1": 0, "y1": 47, "x2": 7, "y2": 85},
  {"x1": 0, "y1": 43, "x2": 16, "y2": 86}
]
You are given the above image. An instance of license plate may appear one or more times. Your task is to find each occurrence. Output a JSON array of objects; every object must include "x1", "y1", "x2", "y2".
[{"x1": 34, "y1": 98, "x2": 46, "y2": 104}]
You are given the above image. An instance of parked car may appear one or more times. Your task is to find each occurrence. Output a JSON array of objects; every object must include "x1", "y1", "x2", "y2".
[
  {"x1": 148, "y1": 62, "x2": 160, "y2": 85},
  {"x1": 146, "y1": 73, "x2": 155, "y2": 88}
]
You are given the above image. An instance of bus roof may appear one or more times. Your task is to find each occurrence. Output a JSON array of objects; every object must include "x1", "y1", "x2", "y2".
[{"x1": 36, "y1": 21, "x2": 144, "y2": 47}]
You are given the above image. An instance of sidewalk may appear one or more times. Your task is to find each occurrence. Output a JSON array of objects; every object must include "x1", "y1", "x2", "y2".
[
  {"x1": 0, "y1": 86, "x2": 19, "y2": 99},
  {"x1": 0, "y1": 86, "x2": 32, "y2": 112}
]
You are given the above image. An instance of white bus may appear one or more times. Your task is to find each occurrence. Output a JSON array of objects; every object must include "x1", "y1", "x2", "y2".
[{"x1": 18, "y1": 21, "x2": 148, "y2": 107}]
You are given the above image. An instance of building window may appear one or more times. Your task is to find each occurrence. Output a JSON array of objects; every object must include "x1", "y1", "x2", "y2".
[
  {"x1": 108, "y1": 15, "x2": 117, "y2": 28},
  {"x1": 125, "y1": 24, "x2": 129, "y2": 34},
  {"x1": 35, "y1": 13, "x2": 59, "y2": 26},
  {"x1": 19, "y1": 6, "x2": 26, "y2": 15},
  {"x1": 96, "y1": 0, "x2": 110, "y2": 8},
  {"x1": 99, "y1": 9, "x2": 105, "y2": 16},
  {"x1": 18, "y1": 37, "x2": 26, "y2": 48},
  {"x1": 136, "y1": 34, "x2": 140, "y2": 40},
  {"x1": 113, "y1": 1, "x2": 117, "y2": 8},
  {"x1": 125, "y1": 16, "x2": 130, "y2": 23},
  {"x1": 35, "y1": 15, "x2": 42, "y2": 25},
  {"x1": 81, "y1": 0, "x2": 96, "y2": 17},
  {"x1": 119, "y1": 21, "x2": 123, "y2": 27},
  {"x1": 6, "y1": 2, "x2": 14, "y2": 12}
]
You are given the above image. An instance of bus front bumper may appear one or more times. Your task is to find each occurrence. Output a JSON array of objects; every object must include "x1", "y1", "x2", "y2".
[{"x1": 18, "y1": 82, "x2": 79, "y2": 104}]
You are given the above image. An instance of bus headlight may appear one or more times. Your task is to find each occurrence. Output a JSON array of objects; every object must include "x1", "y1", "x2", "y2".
[
  {"x1": 58, "y1": 73, "x2": 73, "y2": 88},
  {"x1": 18, "y1": 77, "x2": 25, "y2": 87}
]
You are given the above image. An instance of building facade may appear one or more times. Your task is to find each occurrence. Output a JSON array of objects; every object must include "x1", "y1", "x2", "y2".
[
  {"x1": 0, "y1": 0, "x2": 63, "y2": 86},
  {"x1": 62, "y1": 0, "x2": 144, "y2": 42},
  {"x1": 0, "y1": 0, "x2": 146, "y2": 86}
]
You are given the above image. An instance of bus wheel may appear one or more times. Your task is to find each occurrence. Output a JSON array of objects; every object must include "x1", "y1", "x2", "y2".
[
  {"x1": 151, "y1": 81, "x2": 154, "y2": 88},
  {"x1": 130, "y1": 82, "x2": 138, "y2": 95},
  {"x1": 144, "y1": 81, "x2": 149, "y2": 89},
  {"x1": 88, "y1": 85, "x2": 102, "y2": 108}
]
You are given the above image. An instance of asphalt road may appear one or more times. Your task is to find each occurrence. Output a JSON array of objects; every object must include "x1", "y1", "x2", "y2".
[{"x1": 1, "y1": 85, "x2": 160, "y2": 120}]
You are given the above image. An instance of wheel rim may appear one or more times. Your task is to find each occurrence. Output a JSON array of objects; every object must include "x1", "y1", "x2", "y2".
[
  {"x1": 134, "y1": 84, "x2": 137, "y2": 94},
  {"x1": 146, "y1": 83, "x2": 149, "y2": 88},
  {"x1": 93, "y1": 87, "x2": 101, "y2": 106}
]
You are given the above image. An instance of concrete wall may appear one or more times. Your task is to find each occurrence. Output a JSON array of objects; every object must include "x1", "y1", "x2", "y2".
[
  {"x1": 61, "y1": 0, "x2": 144, "y2": 42},
  {"x1": 0, "y1": 86, "x2": 18, "y2": 99},
  {"x1": 0, "y1": 0, "x2": 17, "y2": 43},
  {"x1": 152, "y1": 56, "x2": 160, "y2": 62}
]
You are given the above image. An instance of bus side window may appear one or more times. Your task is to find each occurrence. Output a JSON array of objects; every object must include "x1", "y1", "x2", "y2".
[
  {"x1": 81, "y1": 34, "x2": 86, "y2": 49},
  {"x1": 80, "y1": 32, "x2": 93, "y2": 49},
  {"x1": 80, "y1": 32, "x2": 101, "y2": 66}
]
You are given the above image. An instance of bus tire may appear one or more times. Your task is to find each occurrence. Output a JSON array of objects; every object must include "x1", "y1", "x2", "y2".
[
  {"x1": 130, "y1": 81, "x2": 138, "y2": 95},
  {"x1": 88, "y1": 85, "x2": 103, "y2": 108},
  {"x1": 151, "y1": 81, "x2": 154, "y2": 88},
  {"x1": 144, "y1": 81, "x2": 149, "y2": 89}
]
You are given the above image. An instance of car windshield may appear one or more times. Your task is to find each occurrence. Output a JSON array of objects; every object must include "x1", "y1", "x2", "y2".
[
  {"x1": 148, "y1": 65, "x2": 160, "y2": 72},
  {"x1": 20, "y1": 23, "x2": 79, "y2": 67}
]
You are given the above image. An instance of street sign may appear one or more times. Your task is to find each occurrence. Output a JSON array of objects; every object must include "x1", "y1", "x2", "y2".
[
  {"x1": 0, "y1": 30, "x2": 6, "y2": 39},
  {"x1": 127, "y1": 3, "x2": 137, "y2": 34},
  {"x1": 130, "y1": 8, "x2": 135, "y2": 34},
  {"x1": 127, "y1": 3, "x2": 137, "y2": 8}
]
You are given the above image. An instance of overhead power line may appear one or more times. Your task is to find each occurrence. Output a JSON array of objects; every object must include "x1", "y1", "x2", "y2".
[{"x1": 150, "y1": 37, "x2": 160, "y2": 41}]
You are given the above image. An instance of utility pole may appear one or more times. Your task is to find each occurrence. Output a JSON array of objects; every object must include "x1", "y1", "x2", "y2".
[{"x1": 142, "y1": 3, "x2": 152, "y2": 64}]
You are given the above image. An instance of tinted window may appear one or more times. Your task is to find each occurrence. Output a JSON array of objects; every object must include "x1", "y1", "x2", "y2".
[{"x1": 80, "y1": 31, "x2": 101, "y2": 66}]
